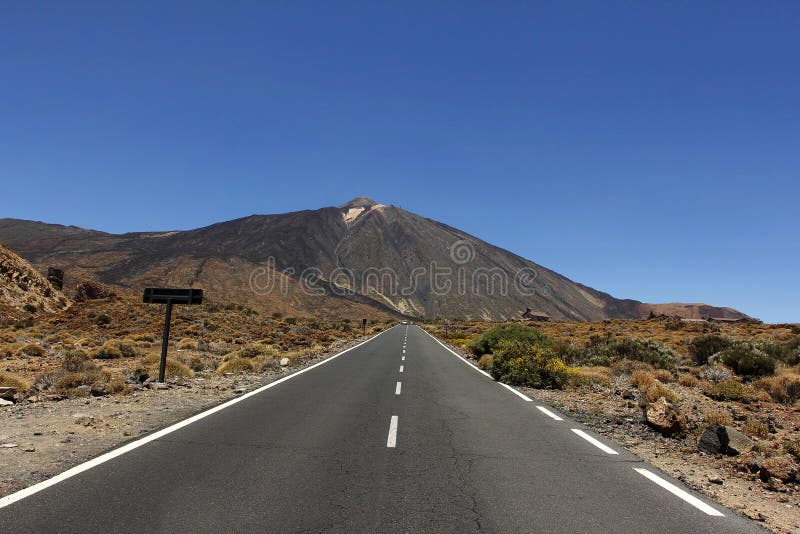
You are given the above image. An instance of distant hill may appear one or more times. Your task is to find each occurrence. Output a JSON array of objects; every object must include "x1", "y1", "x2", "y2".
[
  {"x1": 0, "y1": 243, "x2": 68, "y2": 322},
  {"x1": 0, "y1": 198, "x2": 752, "y2": 321}
]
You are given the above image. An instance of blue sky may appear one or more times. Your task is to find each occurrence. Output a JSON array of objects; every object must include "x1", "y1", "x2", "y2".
[{"x1": 1, "y1": 2, "x2": 798, "y2": 323}]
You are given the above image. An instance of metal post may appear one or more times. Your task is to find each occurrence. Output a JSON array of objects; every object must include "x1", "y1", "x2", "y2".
[{"x1": 158, "y1": 299, "x2": 174, "y2": 383}]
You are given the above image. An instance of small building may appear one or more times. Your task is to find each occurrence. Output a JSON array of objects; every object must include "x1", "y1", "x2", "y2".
[
  {"x1": 706, "y1": 316, "x2": 750, "y2": 324},
  {"x1": 521, "y1": 307, "x2": 551, "y2": 322}
]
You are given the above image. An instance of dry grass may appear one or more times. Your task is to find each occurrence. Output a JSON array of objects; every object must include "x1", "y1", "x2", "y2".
[
  {"x1": 744, "y1": 419, "x2": 770, "y2": 439},
  {"x1": 652, "y1": 369, "x2": 676, "y2": 383},
  {"x1": 217, "y1": 357, "x2": 255, "y2": 374},
  {"x1": 0, "y1": 372, "x2": 28, "y2": 390},
  {"x1": 630, "y1": 370, "x2": 656, "y2": 387},
  {"x1": 641, "y1": 381, "x2": 678, "y2": 403},
  {"x1": 15, "y1": 342, "x2": 45, "y2": 357},
  {"x1": 478, "y1": 354, "x2": 493, "y2": 372},
  {"x1": 677, "y1": 373, "x2": 699, "y2": 387},
  {"x1": 703, "y1": 411, "x2": 733, "y2": 426},
  {"x1": 754, "y1": 375, "x2": 800, "y2": 405}
]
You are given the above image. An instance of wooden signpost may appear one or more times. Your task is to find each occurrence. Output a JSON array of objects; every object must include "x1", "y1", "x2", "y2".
[{"x1": 143, "y1": 288, "x2": 203, "y2": 382}]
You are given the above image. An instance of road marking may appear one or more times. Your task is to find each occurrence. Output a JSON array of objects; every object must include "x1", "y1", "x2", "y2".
[
  {"x1": 536, "y1": 406, "x2": 563, "y2": 421},
  {"x1": 420, "y1": 328, "x2": 493, "y2": 378},
  {"x1": 571, "y1": 429, "x2": 618, "y2": 455},
  {"x1": 498, "y1": 382, "x2": 532, "y2": 401},
  {"x1": 402, "y1": 349, "x2": 405, "y2": 354},
  {"x1": 395, "y1": 381, "x2": 402, "y2": 395},
  {"x1": 0, "y1": 326, "x2": 399, "y2": 510},
  {"x1": 401, "y1": 356, "x2": 405, "y2": 361},
  {"x1": 399, "y1": 365, "x2": 404, "y2": 373},
  {"x1": 387, "y1": 416, "x2": 398, "y2": 448},
  {"x1": 634, "y1": 468, "x2": 724, "y2": 516}
]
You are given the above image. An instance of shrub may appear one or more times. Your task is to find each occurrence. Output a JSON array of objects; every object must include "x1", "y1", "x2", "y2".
[
  {"x1": 714, "y1": 341, "x2": 776, "y2": 377},
  {"x1": 688, "y1": 335, "x2": 731, "y2": 365},
  {"x1": 95, "y1": 313, "x2": 111, "y2": 325},
  {"x1": 477, "y1": 355, "x2": 493, "y2": 372},
  {"x1": 782, "y1": 440, "x2": 800, "y2": 461},
  {"x1": 754, "y1": 375, "x2": 800, "y2": 405},
  {"x1": 629, "y1": 370, "x2": 655, "y2": 387},
  {"x1": 466, "y1": 324, "x2": 552, "y2": 357},
  {"x1": 703, "y1": 411, "x2": 732, "y2": 426},
  {"x1": 706, "y1": 380, "x2": 759, "y2": 402},
  {"x1": 704, "y1": 365, "x2": 733, "y2": 383},
  {"x1": 572, "y1": 366, "x2": 612, "y2": 387},
  {"x1": 0, "y1": 372, "x2": 27, "y2": 390},
  {"x1": 677, "y1": 374, "x2": 698, "y2": 387},
  {"x1": 217, "y1": 357, "x2": 255, "y2": 374},
  {"x1": 93, "y1": 339, "x2": 140, "y2": 359},
  {"x1": 641, "y1": 382, "x2": 678, "y2": 403},
  {"x1": 610, "y1": 359, "x2": 654, "y2": 376},
  {"x1": 177, "y1": 338, "x2": 198, "y2": 350},
  {"x1": 54, "y1": 369, "x2": 124, "y2": 395},
  {"x1": 62, "y1": 349, "x2": 95, "y2": 372},
  {"x1": 141, "y1": 355, "x2": 194, "y2": 379},
  {"x1": 744, "y1": 419, "x2": 770, "y2": 439},
  {"x1": 571, "y1": 336, "x2": 676, "y2": 369},
  {"x1": 653, "y1": 369, "x2": 675, "y2": 383},
  {"x1": 15, "y1": 343, "x2": 45, "y2": 357},
  {"x1": 489, "y1": 340, "x2": 575, "y2": 389},
  {"x1": 131, "y1": 333, "x2": 157, "y2": 343}
]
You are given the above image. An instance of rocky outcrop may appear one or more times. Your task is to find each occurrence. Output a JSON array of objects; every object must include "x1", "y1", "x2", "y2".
[
  {"x1": 643, "y1": 397, "x2": 687, "y2": 437},
  {"x1": 0, "y1": 243, "x2": 68, "y2": 321},
  {"x1": 698, "y1": 424, "x2": 754, "y2": 455},
  {"x1": 759, "y1": 456, "x2": 798, "y2": 483}
]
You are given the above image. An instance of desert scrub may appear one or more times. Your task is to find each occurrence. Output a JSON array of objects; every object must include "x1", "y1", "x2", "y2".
[
  {"x1": 0, "y1": 372, "x2": 28, "y2": 390},
  {"x1": 652, "y1": 369, "x2": 675, "y2": 383},
  {"x1": 629, "y1": 370, "x2": 656, "y2": 387},
  {"x1": 703, "y1": 411, "x2": 733, "y2": 426},
  {"x1": 177, "y1": 338, "x2": 199, "y2": 350},
  {"x1": 223, "y1": 344, "x2": 278, "y2": 361},
  {"x1": 15, "y1": 342, "x2": 45, "y2": 357},
  {"x1": 139, "y1": 354, "x2": 194, "y2": 379},
  {"x1": 489, "y1": 340, "x2": 576, "y2": 389},
  {"x1": 705, "y1": 380, "x2": 760, "y2": 402},
  {"x1": 677, "y1": 373, "x2": 698, "y2": 387},
  {"x1": 572, "y1": 336, "x2": 676, "y2": 369},
  {"x1": 61, "y1": 349, "x2": 95, "y2": 372},
  {"x1": 217, "y1": 357, "x2": 255, "y2": 374},
  {"x1": 467, "y1": 324, "x2": 552, "y2": 356},
  {"x1": 744, "y1": 419, "x2": 770, "y2": 439},
  {"x1": 640, "y1": 382, "x2": 678, "y2": 403},
  {"x1": 688, "y1": 334, "x2": 731, "y2": 365},
  {"x1": 93, "y1": 339, "x2": 140, "y2": 359},
  {"x1": 54, "y1": 369, "x2": 125, "y2": 396},
  {"x1": 477, "y1": 355, "x2": 493, "y2": 372},
  {"x1": 572, "y1": 366, "x2": 612, "y2": 387},
  {"x1": 712, "y1": 341, "x2": 776, "y2": 377},
  {"x1": 753, "y1": 375, "x2": 800, "y2": 405}
]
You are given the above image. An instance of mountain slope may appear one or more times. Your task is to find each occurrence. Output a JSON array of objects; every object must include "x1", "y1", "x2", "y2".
[{"x1": 0, "y1": 199, "x2": 751, "y2": 321}]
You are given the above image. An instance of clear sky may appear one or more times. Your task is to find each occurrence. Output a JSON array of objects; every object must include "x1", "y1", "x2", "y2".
[{"x1": 1, "y1": 2, "x2": 798, "y2": 323}]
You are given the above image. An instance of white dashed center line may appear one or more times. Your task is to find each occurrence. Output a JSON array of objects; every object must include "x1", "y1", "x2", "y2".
[
  {"x1": 399, "y1": 365, "x2": 404, "y2": 373},
  {"x1": 395, "y1": 382, "x2": 402, "y2": 395},
  {"x1": 571, "y1": 429, "x2": 618, "y2": 455},
  {"x1": 401, "y1": 356, "x2": 405, "y2": 361},
  {"x1": 387, "y1": 416, "x2": 398, "y2": 448}
]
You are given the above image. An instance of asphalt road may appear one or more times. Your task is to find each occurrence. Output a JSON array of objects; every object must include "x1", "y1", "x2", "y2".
[{"x1": 0, "y1": 324, "x2": 764, "y2": 533}]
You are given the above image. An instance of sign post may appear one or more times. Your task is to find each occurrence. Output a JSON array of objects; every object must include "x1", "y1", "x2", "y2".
[
  {"x1": 362, "y1": 318, "x2": 367, "y2": 336},
  {"x1": 143, "y1": 288, "x2": 203, "y2": 382}
]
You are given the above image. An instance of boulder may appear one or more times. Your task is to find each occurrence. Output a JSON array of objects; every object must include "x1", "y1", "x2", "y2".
[
  {"x1": 644, "y1": 397, "x2": 687, "y2": 437},
  {"x1": 759, "y1": 456, "x2": 798, "y2": 483},
  {"x1": 698, "y1": 424, "x2": 754, "y2": 456},
  {"x1": 0, "y1": 398, "x2": 13, "y2": 407},
  {"x1": 280, "y1": 357, "x2": 290, "y2": 367},
  {"x1": 0, "y1": 387, "x2": 16, "y2": 400}
]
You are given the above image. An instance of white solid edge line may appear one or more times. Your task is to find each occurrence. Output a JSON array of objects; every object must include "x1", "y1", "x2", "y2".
[
  {"x1": 498, "y1": 382, "x2": 532, "y2": 401},
  {"x1": 536, "y1": 406, "x2": 563, "y2": 421},
  {"x1": 0, "y1": 325, "x2": 399, "y2": 510},
  {"x1": 387, "y1": 415, "x2": 398, "y2": 448},
  {"x1": 571, "y1": 429, "x2": 619, "y2": 455},
  {"x1": 634, "y1": 468, "x2": 724, "y2": 516},
  {"x1": 399, "y1": 365, "x2": 404, "y2": 373},
  {"x1": 420, "y1": 328, "x2": 493, "y2": 379},
  {"x1": 395, "y1": 381, "x2": 402, "y2": 395}
]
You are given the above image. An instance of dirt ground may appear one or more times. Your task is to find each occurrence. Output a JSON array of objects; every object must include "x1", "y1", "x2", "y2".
[{"x1": 0, "y1": 336, "x2": 369, "y2": 500}]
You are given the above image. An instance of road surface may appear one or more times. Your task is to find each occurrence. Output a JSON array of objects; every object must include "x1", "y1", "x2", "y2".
[{"x1": 0, "y1": 325, "x2": 764, "y2": 533}]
